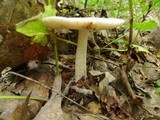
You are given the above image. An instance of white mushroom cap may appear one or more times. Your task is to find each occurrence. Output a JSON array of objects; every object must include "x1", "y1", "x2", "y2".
[{"x1": 43, "y1": 16, "x2": 125, "y2": 30}]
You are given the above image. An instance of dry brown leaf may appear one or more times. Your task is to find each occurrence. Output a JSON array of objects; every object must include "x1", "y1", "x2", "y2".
[
  {"x1": 33, "y1": 74, "x2": 71, "y2": 120},
  {"x1": 143, "y1": 88, "x2": 160, "y2": 117},
  {"x1": 4, "y1": 92, "x2": 32, "y2": 120}
]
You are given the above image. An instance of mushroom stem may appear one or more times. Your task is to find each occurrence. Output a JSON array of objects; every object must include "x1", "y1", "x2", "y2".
[{"x1": 75, "y1": 30, "x2": 89, "y2": 82}]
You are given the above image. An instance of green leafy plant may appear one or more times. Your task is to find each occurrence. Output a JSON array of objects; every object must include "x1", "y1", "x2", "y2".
[
  {"x1": 16, "y1": 4, "x2": 56, "y2": 46},
  {"x1": 16, "y1": 1, "x2": 61, "y2": 74},
  {"x1": 133, "y1": 21, "x2": 158, "y2": 31},
  {"x1": 16, "y1": 20, "x2": 48, "y2": 45},
  {"x1": 101, "y1": 36, "x2": 152, "y2": 55}
]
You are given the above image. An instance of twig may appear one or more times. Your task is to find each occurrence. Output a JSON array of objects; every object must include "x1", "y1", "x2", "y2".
[
  {"x1": 141, "y1": 1, "x2": 153, "y2": 22},
  {"x1": 89, "y1": 55, "x2": 120, "y2": 67},
  {"x1": 7, "y1": 71, "x2": 90, "y2": 112},
  {"x1": 64, "y1": 83, "x2": 93, "y2": 95},
  {"x1": 5, "y1": 71, "x2": 109, "y2": 120}
]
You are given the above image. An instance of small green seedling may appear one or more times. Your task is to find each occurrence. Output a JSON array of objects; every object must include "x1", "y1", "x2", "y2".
[
  {"x1": 16, "y1": 4, "x2": 56, "y2": 46},
  {"x1": 133, "y1": 21, "x2": 158, "y2": 31},
  {"x1": 16, "y1": 2, "x2": 62, "y2": 74},
  {"x1": 101, "y1": 37, "x2": 152, "y2": 55}
]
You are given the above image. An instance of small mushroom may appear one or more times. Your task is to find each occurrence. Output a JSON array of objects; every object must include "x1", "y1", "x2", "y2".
[{"x1": 43, "y1": 16, "x2": 125, "y2": 82}]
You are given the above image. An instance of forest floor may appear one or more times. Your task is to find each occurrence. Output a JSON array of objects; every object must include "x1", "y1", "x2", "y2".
[{"x1": 0, "y1": 1, "x2": 160, "y2": 120}]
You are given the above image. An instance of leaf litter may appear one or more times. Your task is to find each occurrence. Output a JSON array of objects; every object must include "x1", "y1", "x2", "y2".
[{"x1": 1, "y1": 1, "x2": 160, "y2": 120}]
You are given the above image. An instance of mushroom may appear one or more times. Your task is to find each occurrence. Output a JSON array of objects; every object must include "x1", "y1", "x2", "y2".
[{"x1": 42, "y1": 16, "x2": 125, "y2": 82}]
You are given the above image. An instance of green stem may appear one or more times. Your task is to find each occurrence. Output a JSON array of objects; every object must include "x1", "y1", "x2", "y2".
[
  {"x1": 51, "y1": 30, "x2": 60, "y2": 75},
  {"x1": 127, "y1": 0, "x2": 133, "y2": 54},
  {"x1": 56, "y1": 36, "x2": 77, "y2": 46},
  {"x1": 84, "y1": 0, "x2": 88, "y2": 8},
  {"x1": 117, "y1": 0, "x2": 122, "y2": 17},
  {"x1": 48, "y1": 0, "x2": 51, "y2": 5}
]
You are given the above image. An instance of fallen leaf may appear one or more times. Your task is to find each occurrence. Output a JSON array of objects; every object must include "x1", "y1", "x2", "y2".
[
  {"x1": 4, "y1": 92, "x2": 32, "y2": 120},
  {"x1": 33, "y1": 74, "x2": 71, "y2": 120}
]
